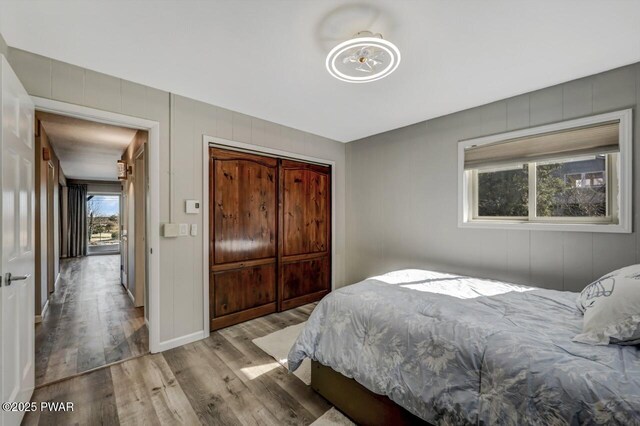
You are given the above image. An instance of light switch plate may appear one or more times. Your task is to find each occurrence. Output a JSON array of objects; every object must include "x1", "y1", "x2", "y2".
[
  {"x1": 163, "y1": 223, "x2": 179, "y2": 238},
  {"x1": 190, "y1": 224, "x2": 198, "y2": 236},
  {"x1": 179, "y1": 223, "x2": 189, "y2": 236}
]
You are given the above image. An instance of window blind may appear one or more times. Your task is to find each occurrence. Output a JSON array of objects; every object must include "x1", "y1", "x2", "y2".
[{"x1": 464, "y1": 121, "x2": 619, "y2": 170}]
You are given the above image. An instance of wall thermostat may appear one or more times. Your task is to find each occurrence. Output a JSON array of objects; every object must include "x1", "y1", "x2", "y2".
[{"x1": 186, "y1": 200, "x2": 200, "y2": 214}]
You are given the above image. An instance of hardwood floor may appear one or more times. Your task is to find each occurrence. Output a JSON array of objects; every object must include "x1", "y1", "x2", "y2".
[
  {"x1": 24, "y1": 303, "x2": 330, "y2": 425},
  {"x1": 35, "y1": 255, "x2": 148, "y2": 387}
]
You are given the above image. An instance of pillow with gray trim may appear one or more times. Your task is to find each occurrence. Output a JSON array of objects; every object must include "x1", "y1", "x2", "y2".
[{"x1": 574, "y1": 264, "x2": 640, "y2": 345}]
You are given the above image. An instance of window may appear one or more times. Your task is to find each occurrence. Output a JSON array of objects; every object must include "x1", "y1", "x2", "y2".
[
  {"x1": 458, "y1": 109, "x2": 632, "y2": 233},
  {"x1": 477, "y1": 164, "x2": 528, "y2": 217},
  {"x1": 537, "y1": 156, "x2": 609, "y2": 217},
  {"x1": 87, "y1": 194, "x2": 121, "y2": 255}
]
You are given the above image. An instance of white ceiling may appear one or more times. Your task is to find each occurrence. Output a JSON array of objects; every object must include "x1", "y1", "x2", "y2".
[
  {"x1": 37, "y1": 112, "x2": 137, "y2": 181},
  {"x1": 3, "y1": 1, "x2": 640, "y2": 142}
]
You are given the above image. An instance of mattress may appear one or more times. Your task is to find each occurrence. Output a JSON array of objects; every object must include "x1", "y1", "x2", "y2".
[{"x1": 287, "y1": 269, "x2": 640, "y2": 425}]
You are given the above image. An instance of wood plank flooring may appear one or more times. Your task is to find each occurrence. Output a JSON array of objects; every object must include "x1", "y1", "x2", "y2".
[
  {"x1": 24, "y1": 303, "x2": 330, "y2": 425},
  {"x1": 35, "y1": 255, "x2": 148, "y2": 387}
]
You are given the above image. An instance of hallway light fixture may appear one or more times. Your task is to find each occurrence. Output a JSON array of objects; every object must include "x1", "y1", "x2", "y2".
[
  {"x1": 326, "y1": 31, "x2": 401, "y2": 83},
  {"x1": 117, "y1": 160, "x2": 130, "y2": 180}
]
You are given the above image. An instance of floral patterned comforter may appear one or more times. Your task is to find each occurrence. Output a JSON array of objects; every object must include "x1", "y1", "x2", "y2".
[{"x1": 287, "y1": 269, "x2": 640, "y2": 425}]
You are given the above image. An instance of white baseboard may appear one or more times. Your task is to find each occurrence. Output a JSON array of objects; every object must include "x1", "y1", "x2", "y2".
[
  {"x1": 35, "y1": 299, "x2": 50, "y2": 324},
  {"x1": 42, "y1": 298, "x2": 50, "y2": 317},
  {"x1": 126, "y1": 288, "x2": 135, "y2": 304},
  {"x1": 54, "y1": 272, "x2": 60, "y2": 289},
  {"x1": 156, "y1": 330, "x2": 205, "y2": 353}
]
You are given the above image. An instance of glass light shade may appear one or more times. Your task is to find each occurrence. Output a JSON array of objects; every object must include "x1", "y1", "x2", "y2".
[{"x1": 117, "y1": 160, "x2": 127, "y2": 180}]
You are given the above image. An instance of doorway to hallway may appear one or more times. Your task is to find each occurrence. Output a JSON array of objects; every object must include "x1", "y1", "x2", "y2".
[{"x1": 33, "y1": 110, "x2": 150, "y2": 387}]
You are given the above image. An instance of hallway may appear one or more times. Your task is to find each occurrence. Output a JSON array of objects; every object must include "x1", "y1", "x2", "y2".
[{"x1": 35, "y1": 255, "x2": 148, "y2": 387}]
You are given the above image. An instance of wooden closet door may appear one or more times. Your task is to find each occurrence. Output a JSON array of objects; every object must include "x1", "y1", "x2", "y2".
[
  {"x1": 278, "y1": 159, "x2": 331, "y2": 311},
  {"x1": 209, "y1": 148, "x2": 278, "y2": 330}
]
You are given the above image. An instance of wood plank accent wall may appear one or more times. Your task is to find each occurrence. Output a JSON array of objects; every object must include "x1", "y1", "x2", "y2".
[{"x1": 209, "y1": 148, "x2": 331, "y2": 330}]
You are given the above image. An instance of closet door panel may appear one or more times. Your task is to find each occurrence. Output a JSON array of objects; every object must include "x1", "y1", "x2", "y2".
[
  {"x1": 210, "y1": 148, "x2": 278, "y2": 330},
  {"x1": 211, "y1": 264, "x2": 276, "y2": 317},
  {"x1": 279, "y1": 159, "x2": 331, "y2": 310},
  {"x1": 282, "y1": 168, "x2": 329, "y2": 256},
  {"x1": 212, "y1": 152, "x2": 277, "y2": 264},
  {"x1": 281, "y1": 257, "x2": 329, "y2": 301}
]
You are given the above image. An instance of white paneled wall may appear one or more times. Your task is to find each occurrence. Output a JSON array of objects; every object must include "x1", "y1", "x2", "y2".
[
  {"x1": 5, "y1": 46, "x2": 346, "y2": 345},
  {"x1": 347, "y1": 63, "x2": 640, "y2": 292}
]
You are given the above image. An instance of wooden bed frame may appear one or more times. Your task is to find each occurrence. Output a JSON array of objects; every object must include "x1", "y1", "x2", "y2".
[{"x1": 311, "y1": 361, "x2": 429, "y2": 425}]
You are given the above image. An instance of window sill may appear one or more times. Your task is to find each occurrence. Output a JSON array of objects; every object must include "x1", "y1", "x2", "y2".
[{"x1": 458, "y1": 220, "x2": 630, "y2": 233}]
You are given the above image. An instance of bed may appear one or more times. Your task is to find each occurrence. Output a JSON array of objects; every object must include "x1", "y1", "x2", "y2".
[{"x1": 287, "y1": 269, "x2": 640, "y2": 425}]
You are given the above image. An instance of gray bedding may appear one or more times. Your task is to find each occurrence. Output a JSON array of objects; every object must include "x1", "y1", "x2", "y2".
[{"x1": 287, "y1": 269, "x2": 640, "y2": 425}]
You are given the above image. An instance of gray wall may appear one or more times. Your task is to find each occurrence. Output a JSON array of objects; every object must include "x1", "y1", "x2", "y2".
[
  {"x1": 346, "y1": 63, "x2": 640, "y2": 292},
  {"x1": 5, "y1": 44, "x2": 346, "y2": 345},
  {"x1": 0, "y1": 32, "x2": 7, "y2": 57}
]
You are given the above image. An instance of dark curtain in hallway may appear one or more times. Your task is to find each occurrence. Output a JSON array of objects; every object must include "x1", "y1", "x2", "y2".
[{"x1": 68, "y1": 184, "x2": 88, "y2": 257}]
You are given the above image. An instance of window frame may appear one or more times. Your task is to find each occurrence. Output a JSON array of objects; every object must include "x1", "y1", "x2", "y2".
[{"x1": 458, "y1": 109, "x2": 632, "y2": 233}]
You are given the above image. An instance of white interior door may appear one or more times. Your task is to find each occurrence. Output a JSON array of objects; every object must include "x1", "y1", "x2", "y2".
[{"x1": 0, "y1": 55, "x2": 35, "y2": 426}]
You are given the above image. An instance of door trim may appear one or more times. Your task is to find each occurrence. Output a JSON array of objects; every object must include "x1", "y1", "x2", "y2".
[
  {"x1": 31, "y1": 96, "x2": 162, "y2": 354},
  {"x1": 46, "y1": 162, "x2": 55, "y2": 294},
  {"x1": 201, "y1": 135, "x2": 337, "y2": 339}
]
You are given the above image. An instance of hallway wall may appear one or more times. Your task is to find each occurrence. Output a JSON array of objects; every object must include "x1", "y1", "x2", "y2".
[
  {"x1": 34, "y1": 121, "x2": 64, "y2": 316},
  {"x1": 121, "y1": 130, "x2": 147, "y2": 307}
]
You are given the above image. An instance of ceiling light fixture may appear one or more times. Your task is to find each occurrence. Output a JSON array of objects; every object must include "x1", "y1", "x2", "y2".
[{"x1": 326, "y1": 31, "x2": 401, "y2": 83}]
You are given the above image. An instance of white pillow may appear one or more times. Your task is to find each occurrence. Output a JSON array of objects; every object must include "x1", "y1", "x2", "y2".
[{"x1": 574, "y1": 264, "x2": 640, "y2": 345}]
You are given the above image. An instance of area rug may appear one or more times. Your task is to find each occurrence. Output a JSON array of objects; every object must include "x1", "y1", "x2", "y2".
[
  {"x1": 252, "y1": 322, "x2": 311, "y2": 385},
  {"x1": 310, "y1": 408, "x2": 355, "y2": 426}
]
